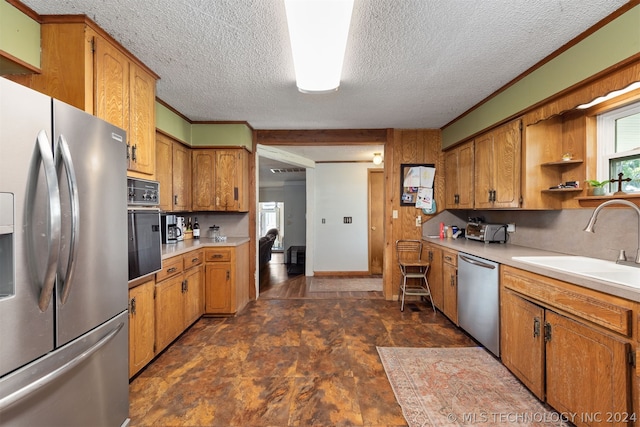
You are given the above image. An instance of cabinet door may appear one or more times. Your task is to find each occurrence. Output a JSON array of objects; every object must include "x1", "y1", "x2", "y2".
[
  {"x1": 205, "y1": 263, "x2": 232, "y2": 314},
  {"x1": 457, "y1": 142, "x2": 474, "y2": 209},
  {"x1": 128, "y1": 63, "x2": 155, "y2": 175},
  {"x1": 155, "y1": 275, "x2": 185, "y2": 352},
  {"x1": 425, "y1": 244, "x2": 443, "y2": 309},
  {"x1": 128, "y1": 280, "x2": 155, "y2": 378},
  {"x1": 183, "y1": 265, "x2": 204, "y2": 326},
  {"x1": 156, "y1": 132, "x2": 173, "y2": 212},
  {"x1": 546, "y1": 311, "x2": 630, "y2": 426},
  {"x1": 94, "y1": 36, "x2": 129, "y2": 134},
  {"x1": 500, "y1": 289, "x2": 545, "y2": 399},
  {"x1": 214, "y1": 150, "x2": 241, "y2": 211},
  {"x1": 172, "y1": 142, "x2": 191, "y2": 211},
  {"x1": 192, "y1": 150, "x2": 215, "y2": 211},
  {"x1": 492, "y1": 119, "x2": 521, "y2": 208},
  {"x1": 444, "y1": 149, "x2": 459, "y2": 209},
  {"x1": 442, "y1": 262, "x2": 457, "y2": 324},
  {"x1": 474, "y1": 133, "x2": 494, "y2": 209}
]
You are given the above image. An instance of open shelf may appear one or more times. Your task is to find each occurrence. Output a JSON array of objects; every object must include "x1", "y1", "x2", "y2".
[
  {"x1": 541, "y1": 188, "x2": 583, "y2": 193},
  {"x1": 541, "y1": 159, "x2": 584, "y2": 166}
]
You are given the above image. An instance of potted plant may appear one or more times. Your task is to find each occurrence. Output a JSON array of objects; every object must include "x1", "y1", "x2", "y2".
[{"x1": 585, "y1": 179, "x2": 608, "y2": 196}]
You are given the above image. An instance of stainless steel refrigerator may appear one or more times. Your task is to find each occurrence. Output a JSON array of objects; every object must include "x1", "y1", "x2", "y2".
[{"x1": 0, "y1": 77, "x2": 129, "y2": 426}]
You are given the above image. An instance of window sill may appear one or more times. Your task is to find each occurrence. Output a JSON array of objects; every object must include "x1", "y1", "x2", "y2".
[{"x1": 577, "y1": 193, "x2": 640, "y2": 208}]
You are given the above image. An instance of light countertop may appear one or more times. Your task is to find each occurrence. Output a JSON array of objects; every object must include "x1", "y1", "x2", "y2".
[
  {"x1": 424, "y1": 237, "x2": 640, "y2": 303},
  {"x1": 161, "y1": 237, "x2": 250, "y2": 259}
]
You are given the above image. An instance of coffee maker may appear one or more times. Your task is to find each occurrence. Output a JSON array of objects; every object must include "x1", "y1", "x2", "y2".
[
  {"x1": 176, "y1": 217, "x2": 185, "y2": 241},
  {"x1": 161, "y1": 214, "x2": 180, "y2": 244}
]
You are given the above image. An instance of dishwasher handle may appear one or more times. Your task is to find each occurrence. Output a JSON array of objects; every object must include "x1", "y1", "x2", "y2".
[{"x1": 459, "y1": 254, "x2": 496, "y2": 270}]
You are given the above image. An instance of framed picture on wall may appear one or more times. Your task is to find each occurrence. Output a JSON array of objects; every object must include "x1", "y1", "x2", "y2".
[{"x1": 400, "y1": 163, "x2": 435, "y2": 207}]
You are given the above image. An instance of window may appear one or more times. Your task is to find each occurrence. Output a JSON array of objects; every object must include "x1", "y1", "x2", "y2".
[{"x1": 597, "y1": 101, "x2": 640, "y2": 193}]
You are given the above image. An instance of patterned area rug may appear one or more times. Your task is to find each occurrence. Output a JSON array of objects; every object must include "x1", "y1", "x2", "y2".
[
  {"x1": 377, "y1": 347, "x2": 567, "y2": 427},
  {"x1": 308, "y1": 277, "x2": 382, "y2": 292}
]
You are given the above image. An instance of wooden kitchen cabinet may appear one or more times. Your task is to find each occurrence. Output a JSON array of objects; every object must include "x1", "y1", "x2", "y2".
[
  {"x1": 154, "y1": 251, "x2": 205, "y2": 353},
  {"x1": 441, "y1": 248, "x2": 458, "y2": 325},
  {"x1": 154, "y1": 273, "x2": 185, "y2": 352},
  {"x1": 157, "y1": 132, "x2": 191, "y2": 212},
  {"x1": 474, "y1": 119, "x2": 522, "y2": 209},
  {"x1": 501, "y1": 266, "x2": 633, "y2": 426},
  {"x1": 9, "y1": 18, "x2": 158, "y2": 177},
  {"x1": 204, "y1": 243, "x2": 250, "y2": 315},
  {"x1": 192, "y1": 148, "x2": 249, "y2": 212},
  {"x1": 423, "y1": 242, "x2": 443, "y2": 310},
  {"x1": 128, "y1": 279, "x2": 155, "y2": 378},
  {"x1": 444, "y1": 141, "x2": 474, "y2": 209}
]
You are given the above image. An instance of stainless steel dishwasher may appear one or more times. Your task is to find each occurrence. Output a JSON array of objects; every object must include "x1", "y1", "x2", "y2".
[{"x1": 457, "y1": 252, "x2": 500, "y2": 356}]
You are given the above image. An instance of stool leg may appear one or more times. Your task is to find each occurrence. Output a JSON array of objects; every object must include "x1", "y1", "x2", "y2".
[
  {"x1": 400, "y1": 276, "x2": 406, "y2": 311},
  {"x1": 423, "y1": 276, "x2": 436, "y2": 312}
]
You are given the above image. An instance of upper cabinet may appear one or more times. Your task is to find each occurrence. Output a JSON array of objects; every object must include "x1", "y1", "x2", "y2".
[
  {"x1": 444, "y1": 140, "x2": 474, "y2": 209},
  {"x1": 7, "y1": 17, "x2": 158, "y2": 178},
  {"x1": 474, "y1": 119, "x2": 522, "y2": 209},
  {"x1": 192, "y1": 148, "x2": 249, "y2": 212},
  {"x1": 156, "y1": 131, "x2": 191, "y2": 212}
]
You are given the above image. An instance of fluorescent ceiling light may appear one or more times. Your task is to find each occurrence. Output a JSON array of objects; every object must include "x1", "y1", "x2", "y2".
[
  {"x1": 576, "y1": 81, "x2": 640, "y2": 109},
  {"x1": 284, "y1": 0, "x2": 354, "y2": 94}
]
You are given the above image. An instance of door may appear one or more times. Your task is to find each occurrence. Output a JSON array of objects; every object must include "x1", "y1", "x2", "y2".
[
  {"x1": 0, "y1": 77, "x2": 55, "y2": 377},
  {"x1": 53, "y1": 99, "x2": 128, "y2": 346},
  {"x1": 545, "y1": 311, "x2": 630, "y2": 426},
  {"x1": 500, "y1": 289, "x2": 545, "y2": 399},
  {"x1": 368, "y1": 169, "x2": 384, "y2": 274}
]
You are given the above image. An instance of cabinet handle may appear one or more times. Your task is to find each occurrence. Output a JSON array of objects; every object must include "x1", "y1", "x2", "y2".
[
  {"x1": 533, "y1": 317, "x2": 540, "y2": 338},
  {"x1": 131, "y1": 144, "x2": 137, "y2": 162},
  {"x1": 212, "y1": 254, "x2": 223, "y2": 259},
  {"x1": 191, "y1": 257, "x2": 199, "y2": 263},
  {"x1": 544, "y1": 322, "x2": 552, "y2": 342},
  {"x1": 454, "y1": 194, "x2": 459, "y2": 204},
  {"x1": 226, "y1": 271, "x2": 230, "y2": 280},
  {"x1": 428, "y1": 251, "x2": 433, "y2": 262},
  {"x1": 174, "y1": 195, "x2": 178, "y2": 205},
  {"x1": 182, "y1": 279, "x2": 188, "y2": 292},
  {"x1": 450, "y1": 274, "x2": 455, "y2": 286},
  {"x1": 234, "y1": 187, "x2": 238, "y2": 201},
  {"x1": 126, "y1": 143, "x2": 131, "y2": 160},
  {"x1": 130, "y1": 297, "x2": 136, "y2": 315},
  {"x1": 444, "y1": 256, "x2": 452, "y2": 262},
  {"x1": 167, "y1": 267, "x2": 177, "y2": 273}
]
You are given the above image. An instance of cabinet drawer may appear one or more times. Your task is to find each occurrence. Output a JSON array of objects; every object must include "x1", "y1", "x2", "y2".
[
  {"x1": 501, "y1": 266, "x2": 632, "y2": 337},
  {"x1": 205, "y1": 248, "x2": 232, "y2": 262},
  {"x1": 442, "y1": 249, "x2": 457, "y2": 267},
  {"x1": 183, "y1": 250, "x2": 204, "y2": 269},
  {"x1": 156, "y1": 256, "x2": 184, "y2": 282}
]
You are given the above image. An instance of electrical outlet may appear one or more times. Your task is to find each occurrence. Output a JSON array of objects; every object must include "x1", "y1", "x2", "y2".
[
  {"x1": 416, "y1": 216, "x2": 422, "y2": 226},
  {"x1": 392, "y1": 210, "x2": 398, "y2": 219},
  {"x1": 507, "y1": 223, "x2": 516, "y2": 232}
]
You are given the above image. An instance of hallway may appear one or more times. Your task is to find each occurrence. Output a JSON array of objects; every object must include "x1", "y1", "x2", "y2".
[{"x1": 128, "y1": 257, "x2": 475, "y2": 426}]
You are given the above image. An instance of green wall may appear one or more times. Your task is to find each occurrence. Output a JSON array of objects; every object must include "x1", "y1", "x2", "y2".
[
  {"x1": 442, "y1": 4, "x2": 640, "y2": 148},
  {"x1": 0, "y1": 0, "x2": 40, "y2": 67},
  {"x1": 155, "y1": 101, "x2": 253, "y2": 150}
]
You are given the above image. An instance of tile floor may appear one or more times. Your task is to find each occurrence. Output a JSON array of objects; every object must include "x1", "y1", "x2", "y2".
[{"x1": 128, "y1": 254, "x2": 475, "y2": 427}]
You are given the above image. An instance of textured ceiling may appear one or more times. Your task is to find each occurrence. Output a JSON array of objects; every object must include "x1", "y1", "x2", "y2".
[{"x1": 21, "y1": 0, "x2": 630, "y2": 131}]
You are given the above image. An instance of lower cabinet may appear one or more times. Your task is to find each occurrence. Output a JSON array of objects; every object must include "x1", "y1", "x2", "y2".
[
  {"x1": 128, "y1": 279, "x2": 155, "y2": 378},
  {"x1": 204, "y1": 242, "x2": 249, "y2": 315},
  {"x1": 424, "y1": 242, "x2": 443, "y2": 309},
  {"x1": 441, "y1": 248, "x2": 458, "y2": 325},
  {"x1": 501, "y1": 266, "x2": 633, "y2": 427},
  {"x1": 154, "y1": 250, "x2": 204, "y2": 354}
]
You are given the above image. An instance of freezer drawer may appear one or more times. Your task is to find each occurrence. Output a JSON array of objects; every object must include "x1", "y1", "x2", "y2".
[{"x1": 0, "y1": 311, "x2": 129, "y2": 427}]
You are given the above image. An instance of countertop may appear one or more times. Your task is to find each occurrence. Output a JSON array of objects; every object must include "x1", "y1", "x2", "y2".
[
  {"x1": 424, "y1": 237, "x2": 640, "y2": 303},
  {"x1": 161, "y1": 237, "x2": 250, "y2": 259}
]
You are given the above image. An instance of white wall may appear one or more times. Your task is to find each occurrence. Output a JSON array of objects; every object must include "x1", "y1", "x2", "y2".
[{"x1": 313, "y1": 163, "x2": 373, "y2": 272}]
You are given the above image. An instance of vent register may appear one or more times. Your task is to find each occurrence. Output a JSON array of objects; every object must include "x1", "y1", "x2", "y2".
[{"x1": 270, "y1": 168, "x2": 305, "y2": 173}]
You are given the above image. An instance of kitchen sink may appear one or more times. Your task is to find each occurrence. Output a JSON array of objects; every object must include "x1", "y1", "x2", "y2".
[{"x1": 511, "y1": 256, "x2": 640, "y2": 288}]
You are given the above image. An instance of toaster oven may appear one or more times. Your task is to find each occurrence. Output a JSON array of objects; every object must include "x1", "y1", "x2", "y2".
[{"x1": 465, "y1": 222, "x2": 508, "y2": 243}]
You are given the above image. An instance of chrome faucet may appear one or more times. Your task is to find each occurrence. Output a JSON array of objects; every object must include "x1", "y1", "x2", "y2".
[{"x1": 583, "y1": 199, "x2": 640, "y2": 266}]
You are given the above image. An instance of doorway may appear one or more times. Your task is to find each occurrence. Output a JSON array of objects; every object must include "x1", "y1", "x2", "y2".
[
  {"x1": 368, "y1": 169, "x2": 384, "y2": 274},
  {"x1": 259, "y1": 202, "x2": 284, "y2": 250}
]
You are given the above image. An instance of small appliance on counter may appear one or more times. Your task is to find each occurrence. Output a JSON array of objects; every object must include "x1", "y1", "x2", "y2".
[
  {"x1": 465, "y1": 219, "x2": 508, "y2": 243},
  {"x1": 176, "y1": 216, "x2": 185, "y2": 241},
  {"x1": 161, "y1": 214, "x2": 181, "y2": 244}
]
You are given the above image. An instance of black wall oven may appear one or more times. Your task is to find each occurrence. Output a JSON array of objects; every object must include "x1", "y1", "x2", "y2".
[{"x1": 127, "y1": 178, "x2": 162, "y2": 281}]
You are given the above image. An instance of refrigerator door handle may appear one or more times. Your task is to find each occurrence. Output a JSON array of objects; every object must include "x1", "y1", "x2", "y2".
[
  {"x1": 0, "y1": 321, "x2": 124, "y2": 412},
  {"x1": 26, "y1": 130, "x2": 62, "y2": 312},
  {"x1": 55, "y1": 135, "x2": 80, "y2": 304}
]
